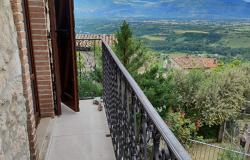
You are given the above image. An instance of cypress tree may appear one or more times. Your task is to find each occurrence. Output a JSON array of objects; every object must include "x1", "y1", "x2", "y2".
[{"x1": 114, "y1": 20, "x2": 146, "y2": 73}]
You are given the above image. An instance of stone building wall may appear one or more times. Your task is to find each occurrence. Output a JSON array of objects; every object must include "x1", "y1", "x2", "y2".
[
  {"x1": 0, "y1": 0, "x2": 30, "y2": 159},
  {"x1": 10, "y1": 0, "x2": 39, "y2": 159}
]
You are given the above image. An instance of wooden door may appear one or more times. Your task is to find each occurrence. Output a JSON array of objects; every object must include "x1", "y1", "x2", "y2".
[
  {"x1": 23, "y1": 0, "x2": 40, "y2": 124},
  {"x1": 49, "y1": 0, "x2": 79, "y2": 114}
]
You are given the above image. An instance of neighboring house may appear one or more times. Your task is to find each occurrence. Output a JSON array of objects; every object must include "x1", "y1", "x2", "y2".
[
  {"x1": 76, "y1": 34, "x2": 116, "y2": 49},
  {"x1": 165, "y1": 55, "x2": 218, "y2": 70}
]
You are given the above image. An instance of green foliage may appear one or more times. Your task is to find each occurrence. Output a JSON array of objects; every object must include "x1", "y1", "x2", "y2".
[
  {"x1": 90, "y1": 45, "x2": 103, "y2": 83},
  {"x1": 197, "y1": 125, "x2": 220, "y2": 139},
  {"x1": 115, "y1": 20, "x2": 132, "y2": 65},
  {"x1": 218, "y1": 145, "x2": 245, "y2": 160},
  {"x1": 135, "y1": 59, "x2": 250, "y2": 141},
  {"x1": 135, "y1": 66, "x2": 177, "y2": 116},
  {"x1": 137, "y1": 61, "x2": 250, "y2": 141},
  {"x1": 90, "y1": 67, "x2": 102, "y2": 83},
  {"x1": 79, "y1": 19, "x2": 250, "y2": 61},
  {"x1": 77, "y1": 51, "x2": 85, "y2": 74},
  {"x1": 213, "y1": 59, "x2": 242, "y2": 72},
  {"x1": 77, "y1": 19, "x2": 250, "y2": 142},
  {"x1": 136, "y1": 67, "x2": 203, "y2": 142},
  {"x1": 91, "y1": 44, "x2": 103, "y2": 68},
  {"x1": 78, "y1": 77, "x2": 103, "y2": 98},
  {"x1": 162, "y1": 62, "x2": 250, "y2": 127},
  {"x1": 194, "y1": 67, "x2": 248, "y2": 126},
  {"x1": 77, "y1": 45, "x2": 103, "y2": 99},
  {"x1": 114, "y1": 20, "x2": 147, "y2": 73},
  {"x1": 170, "y1": 69, "x2": 206, "y2": 120},
  {"x1": 164, "y1": 112, "x2": 201, "y2": 143}
]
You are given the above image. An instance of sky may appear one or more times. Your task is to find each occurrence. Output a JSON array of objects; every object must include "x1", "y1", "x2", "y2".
[
  {"x1": 74, "y1": 0, "x2": 250, "y2": 8},
  {"x1": 74, "y1": 0, "x2": 250, "y2": 19}
]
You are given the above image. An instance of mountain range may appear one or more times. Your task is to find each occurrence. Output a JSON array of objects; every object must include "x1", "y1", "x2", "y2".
[{"x1": 74, "y1": 0, "x2": 250, "y2": 20}]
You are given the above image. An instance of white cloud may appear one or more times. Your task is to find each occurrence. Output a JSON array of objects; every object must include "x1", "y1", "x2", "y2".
[
  {"x1": 112, "y1": 0, "x2": 177, "y2": 7},
  {"x1": 75, "y1": 6, "x2": 102, "y2": 13},
  {"x1": 113, "y1": 0, "x2": 159, "y2": 7}
]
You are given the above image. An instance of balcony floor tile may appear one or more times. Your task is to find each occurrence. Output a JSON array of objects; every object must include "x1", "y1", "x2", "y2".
[{"x1": 46, "y1": 100, "x2": 116, "y2": 160}]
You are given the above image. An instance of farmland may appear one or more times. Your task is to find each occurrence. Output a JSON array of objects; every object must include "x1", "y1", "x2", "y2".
[{"x1": 75, "y1": 18, "x2": 250, "y2": 61}]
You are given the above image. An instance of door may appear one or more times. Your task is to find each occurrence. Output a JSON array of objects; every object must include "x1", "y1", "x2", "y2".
[
  {"x1": 49, "y1": 0, "x2": 79, "y2": 114},
  {"x1": 23, "y1": 0, "x2": 40, "y2": 125}
]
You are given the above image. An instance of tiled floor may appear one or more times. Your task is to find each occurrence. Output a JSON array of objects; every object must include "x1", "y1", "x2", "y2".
[{"x1": 46, "y1": 100, "x2": 115, "y2": 160}]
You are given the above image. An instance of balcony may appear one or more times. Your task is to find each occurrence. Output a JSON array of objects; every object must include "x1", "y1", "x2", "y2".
[
  {"x1": 45, "y1": 100, "x2": 116, "y2": 160},
  {"x1": 44, "y1": 39, "x2": 191, "y2": 160}
]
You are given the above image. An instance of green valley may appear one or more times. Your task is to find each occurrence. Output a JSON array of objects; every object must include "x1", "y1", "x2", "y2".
[{"x1": 76, "y1": 19, "x2": 250, "y2": 60}]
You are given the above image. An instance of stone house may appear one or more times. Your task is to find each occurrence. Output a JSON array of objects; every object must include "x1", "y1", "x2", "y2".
[
  {"x1": 0, "y1": 0, "x2": 79, "y2": 159},
  {"x1": 165, "y1": 55, "x2": 218, "y2": 71},
  {"x1": 76, "y1": 34, "x2": 116, "y2": 47}
]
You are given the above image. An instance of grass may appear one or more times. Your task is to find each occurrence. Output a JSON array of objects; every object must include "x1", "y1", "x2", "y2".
[
  {"x1": 166, "y1": 52, "x2": 189, "y2": 56},
  {"x1": 220, "y1": 36, "x2": 250, "y2": 48},
  {"x1": 141, "y1": 35, "x2": 166, "y2": 41},
  {"x1": 234, "y1": 25, "x2": 250, "y2": 32},
  {"x1": 188, "y1": 142, "x2": 245, "y2": 160},
  {"x1": 188, "y1": 144, "x2": 220, "y2": 160},
  {"x1": 174, "y1": 30, "x2": 209, "y2": 34}
]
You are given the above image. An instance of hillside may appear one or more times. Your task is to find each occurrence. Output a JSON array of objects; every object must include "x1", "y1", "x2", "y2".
[{"x1": 75, "y1": 19, "x2": 250, "y2": 60}]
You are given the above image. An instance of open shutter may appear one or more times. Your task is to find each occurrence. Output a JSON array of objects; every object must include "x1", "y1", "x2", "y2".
[{"x1": 49, "y1": 0, "x2": 79, "y2": 113}]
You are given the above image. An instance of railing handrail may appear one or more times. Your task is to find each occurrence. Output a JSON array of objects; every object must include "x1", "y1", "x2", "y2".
[{"x1": 101, "y1": 39, "x2": 191, "y2": 160}]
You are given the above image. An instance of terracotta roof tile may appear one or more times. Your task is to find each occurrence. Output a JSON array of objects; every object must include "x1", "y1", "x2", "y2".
[
  {"x1": 171, "y1": 55, "x2": 218, "y2": 69},
  {"x1": 75, "y1": 34, "x2": 116, "y2": 48}
]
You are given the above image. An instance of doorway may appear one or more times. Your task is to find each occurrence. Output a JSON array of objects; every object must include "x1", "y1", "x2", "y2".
[{"x1": 48, "y1": 0, "x2": 79, "y2": 115}]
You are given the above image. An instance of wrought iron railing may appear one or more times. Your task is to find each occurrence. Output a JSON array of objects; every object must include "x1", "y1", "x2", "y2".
[{"x1": 102, "y1": 40, "x2": 191, "y2": 160}]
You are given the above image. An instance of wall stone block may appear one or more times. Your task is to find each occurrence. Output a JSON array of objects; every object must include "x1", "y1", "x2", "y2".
[{"x1": 0, "y1": 0, "x2": 30, "y2": 159}]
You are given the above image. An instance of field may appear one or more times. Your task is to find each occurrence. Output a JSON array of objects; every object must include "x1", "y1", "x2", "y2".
[
  {"x1": 219, "y1": 36, "x2": 250, "y2": 48},
  {"x1": 141, "y1": 35, "x2": 166, "y2": 41},
  {"x1": 75, "y1": 18, "x2": 250, "y2": 60},
  {"x1": 174, "y1": 30, "x2": 209, "y2": 34}
]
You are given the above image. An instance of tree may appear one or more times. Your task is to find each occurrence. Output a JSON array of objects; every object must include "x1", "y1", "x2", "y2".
[
  {"x1": 194, "y1": 65, "x2": 250, "y2": 126},
  {"x1": 163, "y1": 63, "x2": 250, "y2": 142},
  {"x1": 135, "y1": 66, "x2": 180, "y2": 116},
  {"x1": 165, "y1": 112, "x2": 200, "y2": 143},
  {"x1": 114, "y1": 20, "x2": 147, "y2": 73},
  {"x1": 76, "y1": 51, "x2": 85, "y2": 80},
  {"x1": 170, "y1": 69, "x2": 206, "y2": 120},
  {"x1": 166, "y1": 63, "x2": 250, "y2": 127}
]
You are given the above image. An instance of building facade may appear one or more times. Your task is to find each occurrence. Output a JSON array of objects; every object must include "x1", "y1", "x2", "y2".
[{"x1": 0, "y1": 0, "x2": 78, "y2": 159}]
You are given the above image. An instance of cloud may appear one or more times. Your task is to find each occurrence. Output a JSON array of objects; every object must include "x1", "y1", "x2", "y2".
[
  {"x1": 75, "y1": 7, "x2": 98, "y2": 13},
  {"x1": 112, "y1": 0, "x2": 178, "y2": 7}
]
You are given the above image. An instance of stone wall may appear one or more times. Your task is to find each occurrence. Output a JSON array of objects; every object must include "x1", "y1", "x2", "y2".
[{"x1": 0, "y1": 0, "x2": 30, "y2": 159}]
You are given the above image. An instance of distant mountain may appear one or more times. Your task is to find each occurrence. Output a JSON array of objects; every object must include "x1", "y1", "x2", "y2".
[{"x1": 74, "y1": 0, "x2": 250, "y2": 20}]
